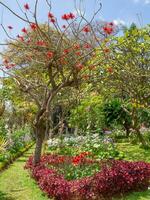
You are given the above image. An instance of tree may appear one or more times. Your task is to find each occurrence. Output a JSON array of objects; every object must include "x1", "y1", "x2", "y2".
[
  {"x1": 0, "y1": 0, "x2": 115, "y2": 163},
  {"x1": 96, "y1": 25, "x2": 150, "y2": 146}
]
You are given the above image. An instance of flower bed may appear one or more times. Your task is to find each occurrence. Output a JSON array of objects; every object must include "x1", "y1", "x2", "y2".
[{"x1": 25, "y1": 154, "x2": 150, "y2": 200}]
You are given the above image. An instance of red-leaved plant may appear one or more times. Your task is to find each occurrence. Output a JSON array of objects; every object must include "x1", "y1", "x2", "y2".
[{"x1": 25, "y1": 155, "x2": 150, "y2": 200}]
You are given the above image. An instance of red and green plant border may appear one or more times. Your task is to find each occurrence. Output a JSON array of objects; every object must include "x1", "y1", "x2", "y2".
[{"x1": 25, "y1": 154, "x2": 150, "y2": 200}]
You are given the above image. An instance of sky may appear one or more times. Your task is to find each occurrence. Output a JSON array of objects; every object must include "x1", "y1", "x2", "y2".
[
  {"x1": 0, "y1": 0, "x2": 149, "y2": 63},
  {"x1": 0, "y1": 0, "x2": 149, "y2": 39}
]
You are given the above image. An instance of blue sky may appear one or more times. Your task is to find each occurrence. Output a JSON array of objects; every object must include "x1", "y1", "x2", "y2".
[{"x1": 0, "y1": 0, "x2": 149, "y2": 43}]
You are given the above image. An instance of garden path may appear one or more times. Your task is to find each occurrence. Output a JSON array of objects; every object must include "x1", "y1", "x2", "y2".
[{"x1": 0, "y1": 146, "x2": 49, "y2": 200}]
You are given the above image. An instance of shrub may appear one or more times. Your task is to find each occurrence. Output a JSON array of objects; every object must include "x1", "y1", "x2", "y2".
[{"x1": 25, "y1": 155, "x2": 150, "y2": 200}]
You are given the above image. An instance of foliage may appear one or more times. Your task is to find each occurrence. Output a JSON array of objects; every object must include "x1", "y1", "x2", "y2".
[
  {"x1": 103, "y1": 99, "x2": 132, "y2": 129},
  {"x1": 69, "y1": 95, "x2": 105, "y2": 133},
  {"x1": 0, "y1": 126, "x2": 31, "y2": 163},
  {"x1": 0, "y1": 119, "x2": 7, "y2": 137}
]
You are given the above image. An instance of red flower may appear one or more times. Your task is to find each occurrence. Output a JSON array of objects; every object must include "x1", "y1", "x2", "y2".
[
  {"x1": 48, "y1": 12, "x2": 54, "y2": 19},
  {"x1": 47, "y1": 51, "x2": 54, "y2": 59},
  {"x1": 69, "y1": 12, "x2": 75, "y2": 19},
  {"x1": 103, "y1": 26, "x2": 113, "y2": 35},
  {"x1": 82, "y1": 26, "x2": 91, "y2": 33},
  {"x1": 8, "y1": 26, "x2": 13, "y2": 30},
  {"x1": 63, "y1": 49, "x2": 70, "y2": 54},
  {"x1": 21, "y1": 27, "x2": 27, "y2": 34},
  {"x1": 72, "y1": 156, "x2": 82, "y2": 165},
  {"x1": 62, "y1": 14, "x2": 70, "y2": 20},
  {"x1": 30, "y1": 23, "x2": 37, "y2": 30},
  {"x1": 24, "y1": 3, "x2": 30, "y2": 10},
  {"x1": 50, "y1": 18, "x2": 56, "y2": 23}
]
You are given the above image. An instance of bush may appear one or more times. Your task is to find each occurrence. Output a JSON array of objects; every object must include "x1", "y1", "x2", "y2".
[{"x1": 25, "y1": 155, "x2": 150, "y2": 200}]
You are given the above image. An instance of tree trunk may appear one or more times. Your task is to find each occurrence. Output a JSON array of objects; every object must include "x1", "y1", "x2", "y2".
[
  {"x1": 124, "y1": 123, "x2": 130, "y2": 138},
  {"x1": 135, "y1": 128, "x2": 147, "y2": 147},
  {"x1": 33, "y1": 127, "x2": 45, "y2": 165}
]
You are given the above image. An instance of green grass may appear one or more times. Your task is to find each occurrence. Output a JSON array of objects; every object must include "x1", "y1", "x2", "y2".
[
  {"x1": 116, "y1": 142, "x2": 150, "y2": 162},
  {"x1": 0, "y1": 146, "x2": 49, "y2": 200},
  {"x1": 115, "y1": 142, "x2": 150, "y2": 200}
]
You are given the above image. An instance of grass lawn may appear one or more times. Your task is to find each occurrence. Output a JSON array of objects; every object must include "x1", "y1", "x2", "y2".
[{"x1": 0, "y1": 146, "x2": 49, "y2": 200}]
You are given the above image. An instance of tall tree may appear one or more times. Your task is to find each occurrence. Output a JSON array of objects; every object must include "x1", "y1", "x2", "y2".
[{"x1": 0, "y1": 0, "x2": 115, "y2": 163}]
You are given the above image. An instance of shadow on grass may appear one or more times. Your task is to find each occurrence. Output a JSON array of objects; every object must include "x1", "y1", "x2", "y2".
[{"x1": 0, "y1": 191, "x2": 15, "y2": 200}]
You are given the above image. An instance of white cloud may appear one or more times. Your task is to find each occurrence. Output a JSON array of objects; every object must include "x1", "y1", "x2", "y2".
[
  {"x1": 133, "y1": 0, "x2": 150, "y2": 4},
  {"x1": 113, "y1": 19, "x2": 126, "y2": 26}
]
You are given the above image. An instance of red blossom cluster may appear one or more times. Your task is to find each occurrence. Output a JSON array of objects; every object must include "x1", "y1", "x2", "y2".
[
  {"x1": 82, "y1": 25, "x2": 91, "y2": 33},
  {"x1": 62, "y1": 13, "x2": 75, "y2": 20},
  {"x1": 25, "y1": 154, "x2": 150, "y2": 200},
  {"x1": 72, "y1": 152, "x2": 91, "y2": 166},
  {"x1": 30, "y1": 23, "x2": 37, "y2": 30},
  {"x1": 103, "y1": 22, "x2": 115, "y2": 35},
  {"x1": 48, "y1": 12, "x2": 56, "y2": 23}
]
